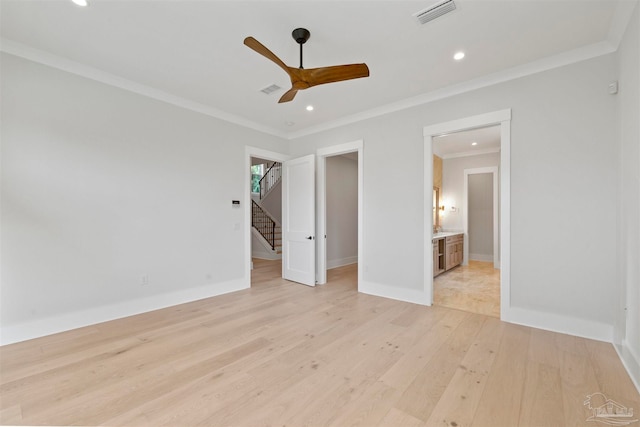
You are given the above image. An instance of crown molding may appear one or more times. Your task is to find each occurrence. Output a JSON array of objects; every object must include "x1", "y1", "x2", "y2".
[
  {"x1": 287, "y1": 40, "x2": 616, "y2": 140},
  {"x1": 1, "y1": 36, "x2": 617, "y2": 142},
  {"x1": 0, "y1": 38, "x2": 288, "y2": 139},
  {"x1": 607, "y1": 0, "x2": 639, "y2": 49}
]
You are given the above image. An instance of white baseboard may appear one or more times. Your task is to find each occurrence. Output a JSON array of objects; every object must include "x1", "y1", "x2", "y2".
[
  {"x1": 0, "y1": 278, "x2": 248, "y2": 346},
  {"x1": 614, "y1": 340, "x2": 640, "y2": 395},
  {"x1": 327, "y1": 256, "x2": 358, "y2": 269},
  {"x1": 502, "y1": 306, "x2": 614, "y2": 342},
  {"x1": 469, "y1": 253, "x2": 494, "y2": 262},
  {"x1": 359, "y1": 280, "x2": 429, "y2": 306}
]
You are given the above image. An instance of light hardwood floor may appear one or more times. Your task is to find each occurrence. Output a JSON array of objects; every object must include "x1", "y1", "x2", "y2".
[
  {"x1": 1, "y1": 261, "x2": 638, "y2": 426},
  {"x1": 434, "y1": 261, "x2": 500, "y2": 318}
]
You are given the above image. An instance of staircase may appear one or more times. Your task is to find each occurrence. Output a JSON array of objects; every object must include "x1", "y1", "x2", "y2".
[
  {"x1": 259, "y1": 162, "x2": 282, "y2": 199},
  {"x1": 251, "y1": 161, "x2": 283, "y2": 257},
  {"x1": 274, "y1": 226, "x2": 282, "y2": 254},
  {"x1": 252, "y1": 200, "x2": 282, "y2": 254}
]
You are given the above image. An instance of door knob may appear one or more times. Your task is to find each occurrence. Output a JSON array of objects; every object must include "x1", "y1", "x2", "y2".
[{"x1": 306, "y1": 236, "x2": 314, "y2": 240}]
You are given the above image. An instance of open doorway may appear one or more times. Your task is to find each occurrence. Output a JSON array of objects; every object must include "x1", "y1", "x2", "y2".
[
  {"x1": 245, "y1": 142, "x2": 363, "y2": 291},
  {"x1": 250, "y1": 156, "x2": 283, "y2": 286},
  {"x1": 431, "y1": 126, "x2": 501, "y2": 317},
  {"x1": 316, "y1": 140, "x2": 363, "y2": 288},
  {"x1": 324, "y1": 152, "x2": 358, "y2": 286},
  {"x1": 423, "y1": 109, "x2": 511, "y2": 320},
  {"x1": 244, "y1": 147, "x2": 289, "y2": 287}
]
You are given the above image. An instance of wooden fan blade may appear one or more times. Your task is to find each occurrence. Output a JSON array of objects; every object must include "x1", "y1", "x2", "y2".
[
  {"x1": 244, "y1": 36, "x2": 291, "y2": 75},
  {"x1": 301, "y1": 63, "x2": 369, "y2": 88},
  {"x1": 278, "y1": 87, "x2": 298, "y2": 103}
]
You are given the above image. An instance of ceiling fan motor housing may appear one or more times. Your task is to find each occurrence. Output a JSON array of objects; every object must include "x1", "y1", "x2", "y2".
[{"x1": 292, "y1": 28, "x2": 310, "y2": 44}]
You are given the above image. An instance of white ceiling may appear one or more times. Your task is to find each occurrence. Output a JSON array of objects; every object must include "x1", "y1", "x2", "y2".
[
  {"x1": 0, "y1": 0, "x2": 633, "y2": 138},
  {"x1": 433, "y1": 125, "x2": 501, "y2": 158}
]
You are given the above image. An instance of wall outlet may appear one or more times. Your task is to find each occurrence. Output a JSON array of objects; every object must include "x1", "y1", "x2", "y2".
[{"x1": 140, "y1": 274, "x2": 149, "y2": 286}]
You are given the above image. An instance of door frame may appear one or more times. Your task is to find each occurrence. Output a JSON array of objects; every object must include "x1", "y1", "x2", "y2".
[
  {"x1": 316, "y1": 140, "x2": 363, "y2": 288},
  {"x1": 244, "y1": 146, "x2": 290, "y2": 287},
  {"x1": 463, "y1": 167, "x2": 499, "y2": 269},
  {"x1": 423, "y1": 109, "x2": 511, "y2": 320}
]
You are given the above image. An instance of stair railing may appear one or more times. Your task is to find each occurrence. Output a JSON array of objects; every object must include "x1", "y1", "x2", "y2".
[
  {"x1": 259, "y1": 162, "x2": 282, "y2": 199},
  {"x1": 252, "y1": 200, "x2": 276, "y2": 250}
]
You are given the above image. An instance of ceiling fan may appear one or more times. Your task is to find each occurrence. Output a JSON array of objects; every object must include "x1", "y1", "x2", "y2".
[{"x1": 244, "y1": 28, "x2": 370, "y2": 103}]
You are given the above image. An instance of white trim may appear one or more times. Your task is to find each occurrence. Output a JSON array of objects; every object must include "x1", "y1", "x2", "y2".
[
  {"x1": 0, "y1": 278, "x2": 246, "y2": 345},
  {"x1": 462, "y1": 167, "x2": 499, "y2": 269},
  {"x1": 499, "y1": 120, "x2": 511, "y2": 320},
  {"x1": 439, "y1": 147, "x2": 500, "y2": 160},
  {"x1": 469, "y1": 254, "x2": 494, "y2": 263},
  {"x1": 327, "y1": 256, "x2": 358, "y2": 270},
  {"x1": 607, "y1": 0, "x2": 639, "y2": 49},
  {"x1": 424, "y1": 109, "x2": 511, "y2": 313},
  {"x1": 504, "y1": 306, "x2": 613, "y2": 343},
  {"x1": 290, "y1": 41, "x2": 613, "y2": 139},
  {"x1": 1, "y1": 38, "x2": 287, "y2": 139},
  {"x1": 614, "y1": 340, "x2": 640, "y2": 395},
  {"x1": 424, "y1": 140, "x2": 435, "y2": 302},
  {"x1": 251, "y1": 254, "x2": 281, "y2": 261},
  {"x1": 245, "y1": 147, "x2": 290, "y2": 287},
  {"x1": 359, "y1": 280, "x2": 429, "y2": 306},
  {"x1": 2, "y1": 37, "x2": 617, "y2": 141},
  {"x1": 316, "y1": 140, "x2": 364, "y2": 288},
  {"x1": 424, "y1": 110, "x2": 512, "y2": 137}
]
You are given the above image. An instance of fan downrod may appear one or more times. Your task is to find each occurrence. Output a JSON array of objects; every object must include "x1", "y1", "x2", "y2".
[{"x1": 292, "y1": 28, "x2": 310, "y2": 69}]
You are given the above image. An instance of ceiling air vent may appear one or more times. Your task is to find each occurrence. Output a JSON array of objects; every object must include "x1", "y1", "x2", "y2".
[
  {"x1": 260, "y1": 84, "x2": 281, "y2": 95},
  {"x1": 413, "y1": 0, "x2": 456, "y2": 25}
]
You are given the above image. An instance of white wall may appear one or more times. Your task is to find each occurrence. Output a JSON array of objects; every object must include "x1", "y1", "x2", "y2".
[
  {"x1": 441, "y1": 153, "x2": 500, "y2": 232},
  {"x1": 468, "y1": 173, "x2": 494, "y2": 261},
  {"x1": 0, "y1": 53, "x2": 288, "y2": 344},
  {"x1": 259, "y1": 180, "x2": 282, "y2": 224},
  {"x1": 326, "y1": 155, "x2": 358, "y2": 269},
  {"x1": 290, "y1": 52, "x2": 619, "y2": 339},
  {"x1": 615, "y1": 2, "x2": 640, "y2": 391}
]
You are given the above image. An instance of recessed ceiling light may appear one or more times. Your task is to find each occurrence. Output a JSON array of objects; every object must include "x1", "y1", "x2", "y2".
[
  {"x1": 454, "y1": 51, "x2": 465, "y2": 61},
  {"x1": 71, "y1": 0, "x2": 88, "y2": 6},
  {"x1": 471, "y1": 141, "x2": 478, "y2": 146},
  {"x1": 306, "y1": 105, "x2": 314, "y2": 111}
]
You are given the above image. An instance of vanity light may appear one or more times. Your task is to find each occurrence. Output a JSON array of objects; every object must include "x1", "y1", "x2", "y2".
[
  {"x1": 71, "y1": 0, "x2": 88, "y2": 6},
  {"x1": 453, "y1": 51, "x2": 465, "y2": 61}
]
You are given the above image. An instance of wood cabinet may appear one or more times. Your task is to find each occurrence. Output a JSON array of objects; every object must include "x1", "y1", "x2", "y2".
[
  {"x1": 445, "y1": 234, "x2": 463, "y2": 270},
  {"x1": 433, "y1": 239, "x2": 445, "y2": 277},
  {"x1": 432, "y1": 233, "x2": 463, "y2": 277}
]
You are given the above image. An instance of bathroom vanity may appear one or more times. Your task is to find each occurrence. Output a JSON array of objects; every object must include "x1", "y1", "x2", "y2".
[{"x1": 432, "y1": 232, "x2": 464, "y2": 277}]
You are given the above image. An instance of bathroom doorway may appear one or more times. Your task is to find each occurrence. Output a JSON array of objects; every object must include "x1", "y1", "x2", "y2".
[{"x1": 432, "y1": 126, "x2": 501, "y2": 318}]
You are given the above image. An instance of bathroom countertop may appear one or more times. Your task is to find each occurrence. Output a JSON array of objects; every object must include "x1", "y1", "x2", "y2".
[{"x1": 432, "y1": 231, "x2": 464, "y2": 239}]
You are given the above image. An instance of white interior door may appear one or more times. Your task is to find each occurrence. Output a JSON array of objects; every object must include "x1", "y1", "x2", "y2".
[{"x1": 282, "y1": 154, "x2": 316, "y2": 286}]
